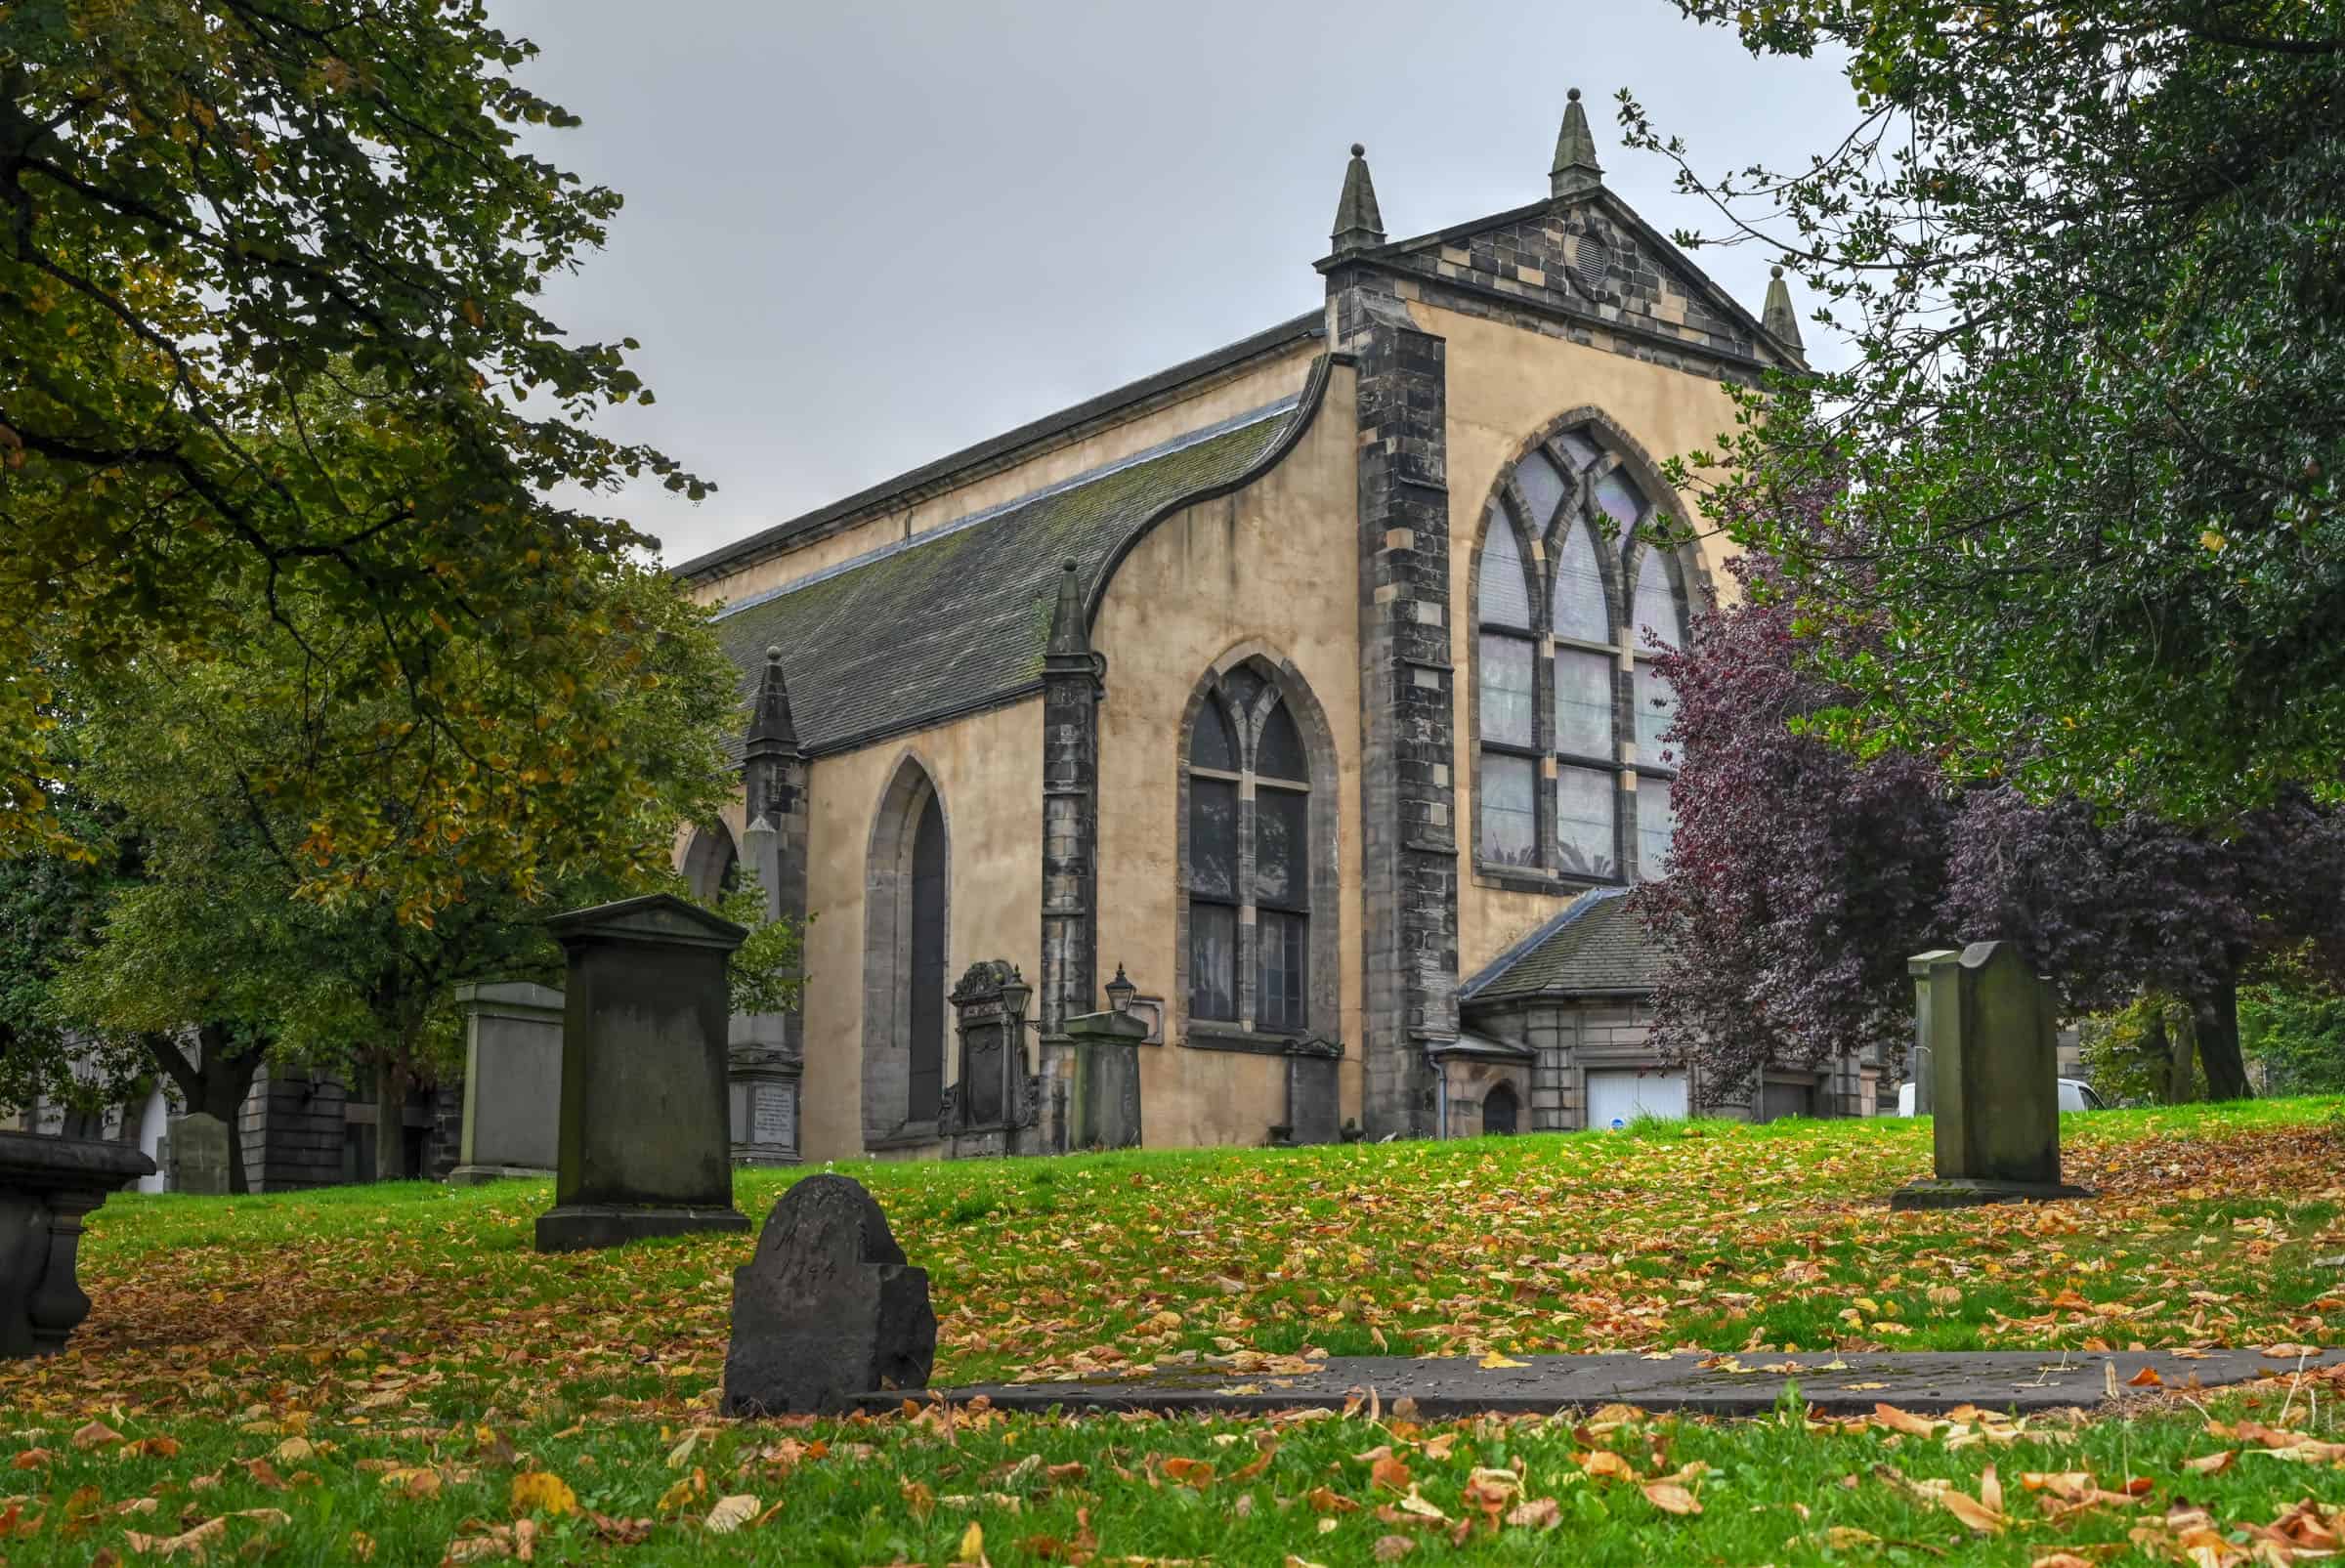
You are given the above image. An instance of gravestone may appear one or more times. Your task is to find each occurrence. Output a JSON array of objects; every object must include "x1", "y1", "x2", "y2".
[
  {"x1": 939, "y1": 961, "x2": 1043, "y2": 1156},
  {"x1": 1892, "y1": 941, "x2": 2094, "y2": 1209},
  {"x1": 0, "y1": 1131, "x2": 154, "y2": 1356},
  {"x1": 728, "y1": 1012, "x2": 801, "y2": 1167},
  {"x1": 1065, "y1": 1008, "x2": 1145, "y2": 1149},
  {"x1": 450, "y1": 982, "x2": 564, "y2": 1185},
  {"x1": 722, "y1": 1174, "x2": 935, "y2": 1416},
  {"x1": 1904, "y1": 949, "x2": 1958, "y2": 1115},
  {"x1": 165, "y1": 1112, "x2": 231, "y2": 1196},
  {"x1": 1284, "y1": 1040, "x2": 1344, "y2": 1146},
  {"x1": 533, "y1": 894, "x2": 751, "y2": 1251}
]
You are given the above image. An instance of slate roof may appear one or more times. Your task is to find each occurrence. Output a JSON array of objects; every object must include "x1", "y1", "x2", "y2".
[
  {"x1": 1459, "y1": 887, "x2": 1661, "y2": 1003},
  {"x1": 673, "y1": 313, "x2": 1326, "y2": 583},
  {"x1": 709, "y1": 388, "x2": 1317, "y2": 759}
]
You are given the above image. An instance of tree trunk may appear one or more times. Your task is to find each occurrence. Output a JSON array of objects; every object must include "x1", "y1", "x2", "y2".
[
  {"x1": 147, "y1": 1026, "x2": 266, "y2": 1195},
  {"x1": 373, "y1": 1055, "x2": 411, "y2": 1182},
  {"x1": 2190, "y1": 981, "x2": 2254, "y2": 1101},
  {"x1": 2154, "y1": 1001, "x2": 2197, "y2": 1104}
]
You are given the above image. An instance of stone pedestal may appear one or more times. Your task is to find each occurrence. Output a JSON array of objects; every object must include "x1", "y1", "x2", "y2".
[
  {"x1": 450, "y1": 982, "x2": 564, "y2": 1185},
  {"x1": 1904, "y1": 949, "x2": 1957, "y2": 1116},
  {"x1": 534, "y1": 895, "x2": 751, "y2": 1251},
  {"x1": 1065, "y1": 1010, "x2": 1145, "y2": 1150},
  {"x1": 728, "y1": 1012, "x2": 802, "y2": 1166},
  {"x1": 0, "y1": 1132, "x2": 154, "y2": 1356},
  {"x1": 1892, "y1": 942, "x2": 2093, "y2": 1210},
  {"x1": 165, "y1": 1112, "x2": 231, "y2": 1195}
]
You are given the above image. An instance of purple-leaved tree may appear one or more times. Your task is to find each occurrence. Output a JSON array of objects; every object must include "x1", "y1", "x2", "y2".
[{"x1": 1639, "y1": 543, "x2": 2345, "y2": 1105}]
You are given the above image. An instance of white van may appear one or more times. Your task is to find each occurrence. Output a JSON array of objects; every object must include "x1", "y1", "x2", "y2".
[{"x1": 1895, "y1": 1078, "x2": 2107, "y2": 1117}]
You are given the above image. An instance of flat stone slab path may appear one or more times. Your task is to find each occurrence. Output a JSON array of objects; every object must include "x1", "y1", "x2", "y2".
[{"x1": 899, "y1": 1347, "x2": 2336, "y2": 1420}]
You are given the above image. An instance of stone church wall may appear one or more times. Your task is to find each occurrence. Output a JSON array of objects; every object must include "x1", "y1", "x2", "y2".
[
  {"x1": 1418, "y1": 300, "x2": 1753, "y2": 982},
  {"x1": 790, "y1": 699, "x2": 1044, "y2": 1165},
  {"x1": 1089, "y1": 364, "x2": 1366, "y2": 1148}
]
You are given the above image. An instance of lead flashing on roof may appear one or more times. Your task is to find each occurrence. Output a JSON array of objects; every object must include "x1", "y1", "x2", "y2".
[{"x1": 672, "y1": 312, "x2": 1327, "y2": 584}]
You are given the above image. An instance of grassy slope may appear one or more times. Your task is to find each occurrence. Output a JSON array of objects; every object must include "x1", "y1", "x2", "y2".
[{"x1": 0, "y1": 1100, "x2": 2337, "y2": 1564}]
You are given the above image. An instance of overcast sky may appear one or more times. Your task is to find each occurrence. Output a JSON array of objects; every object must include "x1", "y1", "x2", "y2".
[{"x1": 490, "y1": 1, "x2": 1856, "y2": 568}]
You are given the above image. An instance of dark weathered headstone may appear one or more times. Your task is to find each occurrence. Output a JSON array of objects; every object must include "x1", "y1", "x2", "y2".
[
  {"x1": 0, "y1": 1132, "x2": 154, "y2": 1357},
  {"x1": 165, "y1": 1112, "x2": 231, "y2": 1196},
  {"x1": 450, "y1": 982, "x2": 564, "y2": 1185},
  {"x1": 1065, "y1": 1009, "x2": 1144, "y2": 1149},
  {"x1": 1285, "y1": 1044, "x2": 1343, "y2": 1146},
  {"x1": 533, "y1": 894, "x2": 751, "y2": 1251},
  {"x1": 1893, "y1": 941, "x2": 2094, "y2": 1209},
  {"x1": 721, "y1": 1174, "x2": 935, "y2": 1417}
]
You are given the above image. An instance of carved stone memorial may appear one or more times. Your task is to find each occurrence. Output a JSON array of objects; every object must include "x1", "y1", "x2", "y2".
[
  {"x1": 450, "y1": 981, "x2": 564, "y2": 1185},
  {"x1": 0, "y1": 1131, "x2": 154, "y2": 1356},
  {"x1": 722, "y1": 1174, "x2": 935, "y2": 1417},
  {"x1": 938, "y1": 961, "x2": 1044, "y2": 1157},
  {"x1": 1892, "y1": 941, "x2": 2095, "y2": 1209},
  {"x1": 165, "y1": 1111, "x2": 232, "y2": 1196},
  {"x1": 534, "y1": 894, "x2": 751, "y2": 1251}
]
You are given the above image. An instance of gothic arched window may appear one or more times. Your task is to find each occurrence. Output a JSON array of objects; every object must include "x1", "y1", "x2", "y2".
[
  {"x1": 1182, "y1": 659, "x2": 1326, "y2": 1037},
  {"x1": 1471, "y1": 423, "x2": 1692, "y2": 886}
]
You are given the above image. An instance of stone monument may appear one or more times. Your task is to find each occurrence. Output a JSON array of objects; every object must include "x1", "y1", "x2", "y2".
[
  {"x1": 533, "y1": 894, "x2": 751, "y2": 1251},
  {"x1": 1904, "y1": 949, "x2": 1958, "y2": 1115},
  {"x1": 164, "y1": 1112, "x2": 232, "y2": 1196},
  {"x1": 0, "y1": 1131, "x2": 154, "y2": 1356},
  {"x1": 938, "y1": 960, "x2": 1045, "y2": 1157},
  {"x1": 722, "y1": 1174, "x2": 935, "y2": 1417},
  {"x1": 1892, "y1": 941, "x2": 2094, "y2": 1209},
  {"x1": 1065, "y1": 1003, "x2": 1145, "y2": 1150},
  {"x1": 449, "y1": 982, "x2": 565, "y2": 1185}
]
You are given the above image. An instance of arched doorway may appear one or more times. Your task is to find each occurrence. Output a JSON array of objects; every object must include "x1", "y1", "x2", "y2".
[{"x1": 1482, "y1": 1081, "x2": 1520, "y2": 1136}]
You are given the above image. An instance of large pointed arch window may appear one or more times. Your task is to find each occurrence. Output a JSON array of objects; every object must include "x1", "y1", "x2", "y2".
[
  {"x1": 1183, "y1": 661, "x2": 1322, "y2": 1036},
  {"x1": 1471, "y1": 425, "x2": 1692, "y2": 885}
]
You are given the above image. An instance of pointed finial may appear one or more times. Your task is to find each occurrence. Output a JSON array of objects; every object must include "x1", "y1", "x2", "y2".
[
  {"x1": 746, "y1": 643, "x2": 797, "y2": 752},
  {"x1": 1551, "y1": 87, "x2": 1602, "y2": 199},
  {"x1": 1330, "y1": 141, "x2": 1385, "y2": 255},
  {"x1": 1762, "y1": 264, "x2": 1804, "y2": 354},
  {"x1": 1046, "y1": 557, "x2": 1087, "y2": 657}
]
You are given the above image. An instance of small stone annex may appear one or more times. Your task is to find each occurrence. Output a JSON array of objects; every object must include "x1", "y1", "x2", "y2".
[{"x1": 666, "y1": 94, "x2": 1878, "y2": 1164}]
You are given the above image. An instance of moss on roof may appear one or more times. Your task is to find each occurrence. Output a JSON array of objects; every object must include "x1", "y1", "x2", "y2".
[
  {"x1": 712, "y1": 405, "x2": 1300, "y2": 759},
  {"x1": 1461, "y1": 887, "x2": 1661, "y2": 1003}
]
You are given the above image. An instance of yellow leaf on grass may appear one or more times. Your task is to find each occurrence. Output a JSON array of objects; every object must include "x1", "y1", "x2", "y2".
[
  {"x1": 958, "y1": 1520, "x2": 984, "y2": 1563},
  {"x1": 2182, "y1": 1451, "x2": 2235, "y2": 1475},
  {"x1": 509, "y1": 1469, "x2": 576, "y2": 1518},
  {"x1": 705, "y1": 1495, "x2": 759, "y2": 1534},
  {"x1": 1478, "y1": 1351, "x2": 1528, "y2": 1369},
  {"x1": 1823, "y1": 1527, "x2": 1880, "y2": 1548},
  {"x1": 1873, "y1": 1403, "x2": 1940, "y2": 1438},
  {"x1": 1938, "y1": 1488, "x2": 2004, "y2": 1534},
  {"x1": 272, "y1": 1437, "x2": 315, "y2": 1464},
  {"x1": 2031, "y1": 1555, "x2": 2095, "y2": 1568},
  {"x1": 1578, "y1": 1450, "x2": 1636, "y2": 1481},
  {"x1": 1506, "y1": 1497, "x2": 1560, "y2": 1529},
  {"x1": 124, "y1": 1516, "x2": 226, "y2": 1559},
  {"x1": 1642, "y1": 1481, "x2": 1701, "y2": 1515}
]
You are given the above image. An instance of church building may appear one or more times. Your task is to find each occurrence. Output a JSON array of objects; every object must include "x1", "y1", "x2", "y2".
[{"x1": 670, "y1": 94, "x2": 1879, "y2": 1165}]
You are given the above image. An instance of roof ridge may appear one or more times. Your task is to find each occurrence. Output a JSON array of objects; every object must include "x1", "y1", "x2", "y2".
[
  {"x1": 710, "y1": 396, "x2": 1301, "y2": 624},
  {"x1": 673, "y1": 311, "x2": 1326, "y2": 583}
]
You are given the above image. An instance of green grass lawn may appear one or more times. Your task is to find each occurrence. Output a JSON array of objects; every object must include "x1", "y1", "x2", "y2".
[{"x1": 0, "y1": 1100, "x2": 2339, "y2": 1563}]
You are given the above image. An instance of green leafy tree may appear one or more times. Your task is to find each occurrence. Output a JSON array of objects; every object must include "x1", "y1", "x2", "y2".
[
  {"x1": 1, "y1": 0, "x2": 707, "y2": 907},
  {"x1": 51, "y1": 558, "x2": 798, "y2": 1181},
  {"x1": 1626, "y1": 1, "x2": 2345, "y2": 818}
]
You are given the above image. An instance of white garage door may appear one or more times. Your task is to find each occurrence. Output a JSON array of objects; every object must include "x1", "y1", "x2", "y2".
[{"x1": 1586, "y1": 1069, "x2": 1687, "y2": 1130}]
